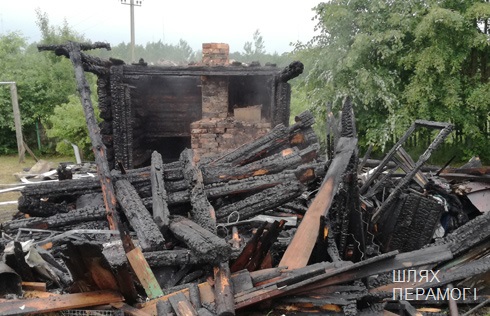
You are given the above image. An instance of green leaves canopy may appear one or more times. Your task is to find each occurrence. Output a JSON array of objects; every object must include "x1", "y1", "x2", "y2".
[{"x1": 296, "y1": 0, "x2": 490, "y2": 161}]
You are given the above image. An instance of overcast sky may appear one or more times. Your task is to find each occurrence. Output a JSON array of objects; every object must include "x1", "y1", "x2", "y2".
[{"x1": 1, "y1": 0, "x2": 320, "y2": 54}]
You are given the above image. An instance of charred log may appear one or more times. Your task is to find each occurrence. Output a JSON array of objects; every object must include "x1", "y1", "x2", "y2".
[
  {"x1": 2, "y1": 206, "x2": 106, "y2": 233},
  {"x1": 209, "y1": 124, "x2": 290, "y2": 166},
  {"x1": 151, "y1": 151, "x2": 170, "y2": 233},
  {"x1": 215, "y1": 181, "x2": 305, "y2": 221},
  {"x1": 115, "y1": 180, "x2": 166, "y2": 252},
  {"x1": 169, "y1": 216, "x2": 230, "y2": 264},
  {"x1": 181, "y1": 149, "x2": 216, "y2": 233}
]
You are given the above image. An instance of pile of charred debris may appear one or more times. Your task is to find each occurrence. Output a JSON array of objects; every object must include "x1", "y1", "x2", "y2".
[{"x1": 0, "y1": 43, "x2": 489, "y2": 316}]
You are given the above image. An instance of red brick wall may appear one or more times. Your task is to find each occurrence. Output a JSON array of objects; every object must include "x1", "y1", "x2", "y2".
[{"x1": 191, "y1": 118, "x2": 271, "y2": 162}]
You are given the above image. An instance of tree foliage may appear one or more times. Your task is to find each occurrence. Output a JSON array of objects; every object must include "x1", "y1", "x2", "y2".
[
  {"x1": 295, "y1": 0, "x2": 490, "y2": 162},
  {"x1": 45, "y1": 94, "x2": 99, "y2": 159}
]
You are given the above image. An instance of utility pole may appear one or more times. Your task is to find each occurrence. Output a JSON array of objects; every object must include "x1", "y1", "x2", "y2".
[{"x1": 120, "y1": 0, "x2": 142, "y2": 63}]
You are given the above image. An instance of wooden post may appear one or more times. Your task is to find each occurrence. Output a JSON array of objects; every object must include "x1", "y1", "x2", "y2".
[
  {"x1": 37, "y1": 41, "x2": 163, "y2": 300},
  {"x1": 0, "y1": 82, "x2": 25, "y2": 162}
]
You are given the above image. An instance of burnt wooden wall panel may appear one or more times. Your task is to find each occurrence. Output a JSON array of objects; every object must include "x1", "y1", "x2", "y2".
[
  {"x1": 105, "y1": 64, "x2": 294, "y2": 169},
  {"x1": 111, "y1": 65, "x2": 133, "y2": 170},
  {"x1": 97, "y1": 76, "x2": 115, "y2": 169},
  {"x1": 274, "y1": 80, "x2": 291, "y2": 128},
  {"x1": 128, "y1": 75, "x2": 202, "y2": 138}
]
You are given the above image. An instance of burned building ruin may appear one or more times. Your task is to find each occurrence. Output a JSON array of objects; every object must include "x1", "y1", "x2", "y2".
[{"x1": 96, "y1": 43, "x2": 303, "y2": 169}]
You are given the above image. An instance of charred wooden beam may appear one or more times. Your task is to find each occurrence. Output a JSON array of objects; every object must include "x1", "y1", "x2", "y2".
[
  {"x1": 216, "y1": 181, "x2": 305, "y2": 221},
  {"x1": 279, "y1": 137, "x2": 358, "y2": 270},
  {"x1": 17, "y1": 196, "x2": 70, "y2": 217},
  {"x1": 18, "y1": 164, "x2": 182, "y2": 206},
  {"x1": 244, "y1": 220, "x2": 286, "y2": 272},
  {"x1": 230, "y1": 222, "x2": 267, "y2": 273},
  {"x1": 279, "y1": 61, "x2": 304, "y2": 82},
  {"x1": 214, "y1": 262, "x2": 235, "y2": 316},
  {"x1": 37, "y1": 41, "x2": 137, "y2": 255},
  {"x1": 181, "y1": 149, "x2": 216, "y2": 233},
  {"x1": 151, "y1": 151, "x2": 170, "y2": 233},
  {"x1": 115, "y1": 180, "x2": 166, "y2": 252},
  {"x1": 38, "y1": 42, "x2": 114, "y2": 76},
  {"x1": 144, "y1": 249, "x2": 202, "y2": 267},
  {"x1": 288, "y1": 111, "x2": 315, "y2": 134},
  {"x1": 202, "y1": 144, "x2": 318, "y2": 184},
  {"x1": 209, "y1": 124, "x2": 289, "y2": 166},
  {"x1": 205, "y1": 170, "x2": 301, "y2": 200},
  {"x1": 169, "y1": 216, "x2": 230, "y2": 264},
  {"x1": 2, "y1": 206, "x2": 106, "y2": 233}
]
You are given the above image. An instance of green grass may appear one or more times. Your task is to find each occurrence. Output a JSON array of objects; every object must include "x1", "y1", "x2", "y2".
[{"x1": 0, "y1": 154, "x2": 72, "y2": 222}]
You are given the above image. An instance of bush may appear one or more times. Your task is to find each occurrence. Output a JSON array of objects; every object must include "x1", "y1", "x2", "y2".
[{"x1": 45, "y1": 94, "x2": 99, "y2": 160}]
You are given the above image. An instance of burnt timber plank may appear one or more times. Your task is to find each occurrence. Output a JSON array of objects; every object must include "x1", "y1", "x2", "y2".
[
  {"x1": 151, "y1": 151, "x2": 170, "y2": 232},
  {"x1": 279, "y1": 137, "x2": 358, "y2": 270},
  {"x1": 127, "y1": 247, "x2": 164, "y2": 299},
  {"x1": 21, "y1": 282, "x2": 46, "y2": 292},
  {"x1": 0, "y1": 290, "x2": 124, "y2": 315},
  {"x1": 115, "y1": 180, "x2": 166, "y2": 252},
  {"x1": 168, "y1": 292, "x2": 198, "y2": 316},
  {"x1": 235, "y1": 245, "x2": 453, "y2": 310},
  {"x1": 371, "y1": 256, "x2": 490, "y2": 297},
  {"x1": 295, "y1": 245, "x2": 453, "y2": 295},
  {"x1": 110, "y1": 302, "x2": 152, "y2": 316}
]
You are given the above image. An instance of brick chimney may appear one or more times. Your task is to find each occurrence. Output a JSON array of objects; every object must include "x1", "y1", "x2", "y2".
[
  {"x1": 191, "y1": 43, "x2": 271, "y2": 162},
  {"x1": 202, "y1": 43, "x2": 229, "y2": 66},
  {"x1": 201, "y1": 43, "x2": 230, "y2": 119}
]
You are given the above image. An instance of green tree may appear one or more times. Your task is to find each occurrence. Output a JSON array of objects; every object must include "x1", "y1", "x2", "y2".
[
  {"x1": 243, "y1": 29, "x2": 267, "y2": 62},
  {"x1": 45, "y1": 94, "x2": 99, "y2": 159},
  {"x1": 0, "y1": 10, "x2": 93, "y2": 154},
  {"x1": 295, "y1": 0, "x2": 490, "y2": 162}
]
